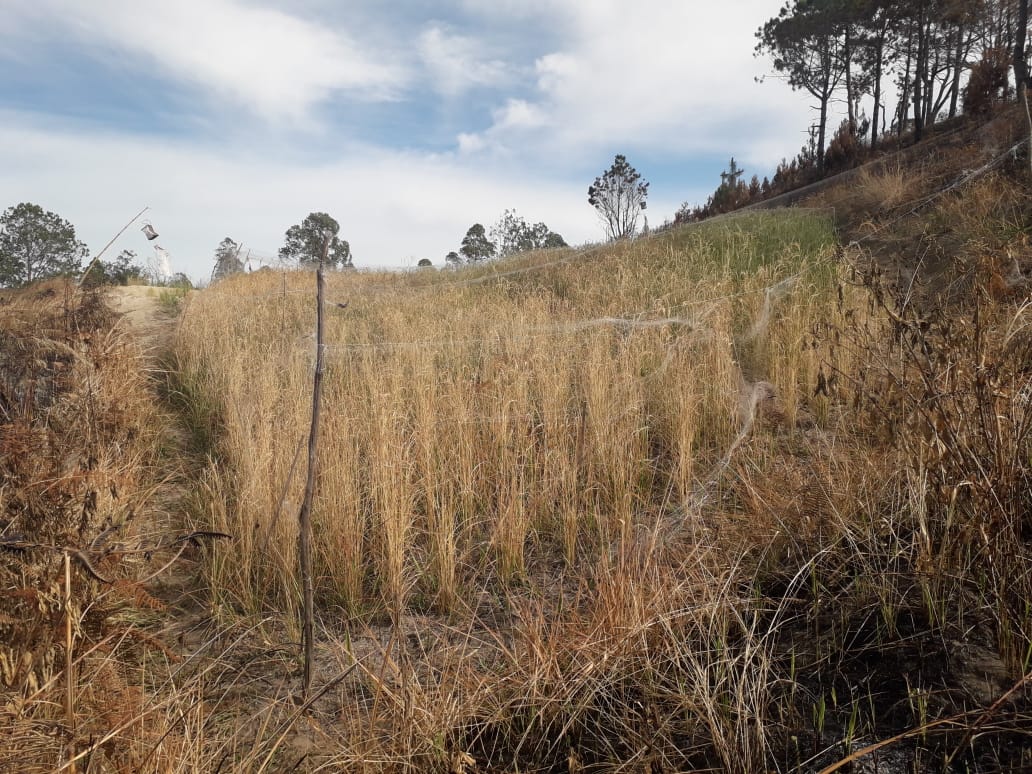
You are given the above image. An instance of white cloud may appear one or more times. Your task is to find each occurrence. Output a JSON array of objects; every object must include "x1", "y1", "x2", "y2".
[
  {"x1": 0, "y1": 112, "x2": 599, "y2": 281},
  {"x1": 456, "y1": 132, "x2": 487, "y2": 154},
  {"x1": 4, "y1": 0, "x2": 407, "y2": 124},
  {"x1": 492, "y1": 99, "x2": 548, "y2": 131},
  {"x1": 457, "y1": 99, "x2": 551, "y2": 157},
  {"x1": 418, "y1": 24, "x2": 510, "y2": 97},
  {"x1": 458, "y1": 0, "x2": 576, "y2": 23},
  {"x1": 534, "y1": 53, "x2": 580, "y2": 94},
  {"x1": 0, "y1": 1, "x2": 837, "y2": 275},
  {"x1": 457, "y1": 0, "x2": 813, "y2": 167}
]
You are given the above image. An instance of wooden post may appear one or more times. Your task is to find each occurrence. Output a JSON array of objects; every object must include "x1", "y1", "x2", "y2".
[
  {"x1": 64, "y1": 551, "x2": 76, "y2": 774},
  {"x1": 298, "y1": 238, "x2": 329, "y2": 700},
  {"x1": 281, "y1": 271, "x2": 287, "y2": 336}
]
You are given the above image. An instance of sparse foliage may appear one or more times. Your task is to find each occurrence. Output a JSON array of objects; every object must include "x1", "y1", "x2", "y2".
[
  {"x1": 712, "y1": 157, "x2": 749, "y2": 212},
  {"x1": 676, "y1": 157, "x2": 761, "y2": 222},
  {"x1": 755, "y1": 0, "x2": 1014, "y2": 169},
  {"x1": 81, "y1": 248, "x2": 144, "y2": 287},
  {"x1": 963, "y1": 46, "x2": 1012, "y2": 115},
  {"x1": 542, "y1": 231, "x2": 568, "y2": 248},
  {"x1": 490, "y1": 209, "x2": 568, "y2": 257},
  {"x1": 279, "y1": 212, "x2": 352, "y2": 268},
  {"x1": 165, "y1": 272, "x2": 193, "y2": 289},
  {"x1": 459, "y1": 223, "x2": 496, "y2": 263},
  {"x1": 0, "y1": 202, "x2": 88, "y2": 287},
  {"x1": 211, "y1": 237, "x2": 244, "y2": 282},
  {"x1": 823, "y1": 116, "x2": 870, "y2": 172},
  {"x1": 756, "y1": 1, "x2": 844, "y2": 173},
  {"x1": 588, "y1": 154, "x2": 649, "y2": 241},
  {"x1": 109, "y1": 249, "x2": 144, "y2": 285}
]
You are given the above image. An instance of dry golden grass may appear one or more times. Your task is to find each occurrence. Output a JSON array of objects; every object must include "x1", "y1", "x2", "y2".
[
  {"x1": 176, "y1": 212, "x2": 847, "y2": 624},
  {"x1": 3, "y1": 186, "x2": 1029, "y2": 771},
  {"x1": 166, "y1": 211, "x2": 927, "y2": 770},
  {"x1": 813, "y1": 162, "x2": 930, "y2": 226},
  {"x1": 175, "y1": 187, "x2": 1032, "y2": 769},
  {"x1": 0, "y1": 281, "x2": 193, "y2": 772}
]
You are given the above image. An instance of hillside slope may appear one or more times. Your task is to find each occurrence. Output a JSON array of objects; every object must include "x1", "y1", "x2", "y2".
[
  {"x1": 0, "y1": 282, "x2": 215, "y2": 772},
  {"x1": 1, "y1": 109, "x2": 1029, "y2": 773},
  {"x1": 173, "y1": 115, "x2": 1032, "y2": 774}
]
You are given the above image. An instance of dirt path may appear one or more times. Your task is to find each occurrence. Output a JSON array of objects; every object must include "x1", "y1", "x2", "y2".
[
  {"x1": 106, "y1": 284, "x2": 213, "y2": 650},
  {"x1": 106, "y1": 285, "x2": 182, "y2": 350},
  {"x1": 107, "y1": 286, "x2": 340, "y2": 765}
]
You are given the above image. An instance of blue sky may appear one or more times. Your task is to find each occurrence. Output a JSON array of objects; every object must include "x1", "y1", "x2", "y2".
[{"x1": 0, "y1": 1, "x2": 815, "y2": 281}]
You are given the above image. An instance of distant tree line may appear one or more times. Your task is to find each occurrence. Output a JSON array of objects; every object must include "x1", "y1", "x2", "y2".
[
  {"x1": 212, "y1": 211, "x2": 354, "y2": 280},
  {"x1": 445, "y1": 210, "x2": 567, "y2": 266},
  {"x1": 446, "y1": 154, "x2": 653, "y2": 258}
]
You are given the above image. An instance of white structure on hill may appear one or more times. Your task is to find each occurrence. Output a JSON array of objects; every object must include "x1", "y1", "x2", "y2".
[{"x1": 149, "y1": 245, "x2": 172, "y2": 283}]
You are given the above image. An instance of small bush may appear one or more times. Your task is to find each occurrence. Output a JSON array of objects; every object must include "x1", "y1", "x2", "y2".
[
  {"x1": 963, "y1": 47, "x2": 1011, "y2": 116},
  {"x1": 823, "y1": 118, "x2": 870, "y2": 173}
]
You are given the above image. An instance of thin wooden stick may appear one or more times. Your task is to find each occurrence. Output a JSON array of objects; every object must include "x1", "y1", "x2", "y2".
[
  {"x1": 817, "y1": 715, "x2": 965, "y2": 774},
  {"x1": 64, "y1": 550, "x2": 77, "y2": 774},
  {"x1": 258, "y1": 435, "x2": 305, "y2": 559},
  {"x1": 77, "y1": 206, "x2": 149, "y2": 287},
  {"x1": 943, "y1": 669, "x2": 1032, "y2": 768},
  {"x1": 298, "y1": 238, "x2": 330, "y2": 701}
]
